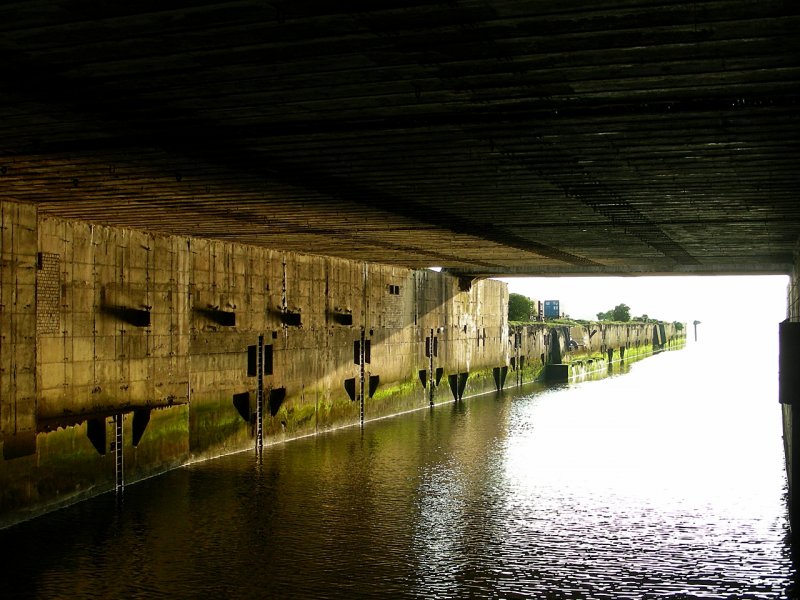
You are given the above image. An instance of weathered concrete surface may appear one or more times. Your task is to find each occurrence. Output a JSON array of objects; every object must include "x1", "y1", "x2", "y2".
[
  {"x1": 0, "y1": 198, "x2": 687, "y2": 527},
  {"x1": 782, "y1": 253, "x2": 800, "y2": 529},
  {"x1": 0, "y1": 200, "x2": 510, "y2": 526},
  {"x1": 507, "y1": 321, "x2": 684, "y2": 385},
  {"x1": 0, "y1": 202, "x2": 37, "y2": 460}
]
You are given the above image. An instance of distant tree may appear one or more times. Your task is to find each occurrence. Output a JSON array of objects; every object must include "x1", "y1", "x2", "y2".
[
  {"x1": 508, "y1": 293, "x2": 533, "y2": 321},
  {"x1": 597, "y1": 303, "x2": 631, "y2": 322},
  {"x1": 612, "y1": 303, "x2": 631, "y2": 322},
  {"x1": 673, "y1": 321, "x2": 684, "y2": 331}
]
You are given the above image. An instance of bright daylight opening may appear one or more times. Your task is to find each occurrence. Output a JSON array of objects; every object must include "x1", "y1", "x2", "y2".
[{"x1": 497, "y1": 274, "x2": 790, "y2": 341}]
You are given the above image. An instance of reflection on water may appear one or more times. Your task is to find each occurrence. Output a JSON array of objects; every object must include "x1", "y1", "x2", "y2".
[{"x1": 2, "y1": 333, "x2": 796, "y2": 599}]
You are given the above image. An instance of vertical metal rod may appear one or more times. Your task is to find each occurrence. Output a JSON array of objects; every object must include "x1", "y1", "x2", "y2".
[
  {"x1": 114, "y1": 414, "x2": 124, "y2": 494},
  {"x1": 429, "y1": 328, "x2": 435, "y2": 406},
  {"x1": 360, "y1": 263, "x2": 368, "y2": 426},
  {"x1": 359, "y1": 327, "x2": 366, "y2": 425},
  {"x1": 257, "y1": 333, "x2": 264, "y2": 452}
]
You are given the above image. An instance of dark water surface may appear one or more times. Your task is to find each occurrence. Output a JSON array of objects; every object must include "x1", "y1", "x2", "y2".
[{"x1": 3, "y1": 335, "x2": 796, "y2": 599}]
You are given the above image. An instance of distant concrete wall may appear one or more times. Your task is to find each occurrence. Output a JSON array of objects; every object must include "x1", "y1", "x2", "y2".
[
  {"x1": 0, "y1": 199, "x2": 686, "y2": 527},
  {"x1": 0, "y1": 200, "x2": 509, "y2": 526},
  {"x1": 507, "y1": 320, "x2": 683, "y2": 384}
]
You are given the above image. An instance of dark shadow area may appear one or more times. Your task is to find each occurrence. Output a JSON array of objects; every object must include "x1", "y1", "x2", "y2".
[
  {"x1": 330, "y1": 311, "x2": 353, "y2": 326},
  {"x1": 344, "y1": 378, "x2": 357, "y2": 402},
  {"x1": 268, "y1": 388, "x2": 286, "y2": 417},
  {"x1": 233, "y1": 392, "x2": 251, "y2": 422},
  {"x1": 102, "y1": 305, "x2": 151, "y2": 327},
  {"x1": 132, "y1": 409, "x2": 151, "y2": 447},
  {"x1": 194, "y1": 307, "x2": 236, "y2": 327}
]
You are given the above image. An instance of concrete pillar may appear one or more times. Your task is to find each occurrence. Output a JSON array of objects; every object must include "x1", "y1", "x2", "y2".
[
  {"x1": 781, "y1": 320, "x2": 800, "y2": 527},
  {"x1": 0, "y1": 201, "x2": 38, "y2": 458}
]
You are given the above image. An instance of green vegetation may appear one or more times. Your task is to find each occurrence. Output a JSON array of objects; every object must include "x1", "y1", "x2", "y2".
[
  {"x1": 548, "y1": 317, "x2": 587, "y2": 326},
  {"x1": 596, "y1": 303, "x2": 631, "y2": 322},
  {"x1": 508, "y1": 293, "x2": 533, "y2": 321},
  {"x1": 371, "y1": 379, "x2": 420, "y2": 403},
  {"x1": 508, "y1": 294, "x2": 686, "y2": 329}
]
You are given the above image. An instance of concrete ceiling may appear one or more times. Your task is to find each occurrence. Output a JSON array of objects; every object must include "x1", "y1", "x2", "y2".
[{"x1": 2, "y1": 1, "x2": 799, "y2": 276}]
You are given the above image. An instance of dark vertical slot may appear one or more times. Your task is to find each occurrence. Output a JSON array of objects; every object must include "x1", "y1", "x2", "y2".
[{"x1": 264, "y1": 344, "x2": 273, "y2": 375}]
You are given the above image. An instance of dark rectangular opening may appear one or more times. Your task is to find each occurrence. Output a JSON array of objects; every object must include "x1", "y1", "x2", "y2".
[
  {"x1": 331, "y1": 311, "x2": 353, "y2": 326},
  {"x1": 102, "y1": 305, "x2": 151, "y2": 328},
  {"x1": 195, "y1": 308, "x2": 236, "y2": 327},
  {"x1": 264, "y1": 344, "x2": 273, "y2": 375},
  {"x1": 247, "y1": 345, "x2": 258, "y2": 377},
  {"x1": 280, "y1": 311, "x2": 302, "y2": 327}
]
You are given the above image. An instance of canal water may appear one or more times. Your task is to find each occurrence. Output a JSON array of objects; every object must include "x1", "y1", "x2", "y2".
[{"x1": 3, "y1": 331, "x2": 796, "y2": 599}]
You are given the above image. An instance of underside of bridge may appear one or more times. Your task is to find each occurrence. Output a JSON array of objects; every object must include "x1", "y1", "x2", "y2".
[{"x1": 2, "y1": 1, "x2": 799, "y2": 276}]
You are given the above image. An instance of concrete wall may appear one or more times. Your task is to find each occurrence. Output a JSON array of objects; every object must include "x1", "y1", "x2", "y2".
[
  {"x1": 782, "y1": 252, "x2": 800, "y2": 527},
  {"x1": 0, "y1": 202, "x2": 37, "y2": 459},
  {"x1": 0, "y1": 198, "x2": 686, "y2": 527},
  {"x1": 0, "y1": 200, "x2": 510, "y2": 526},
  {"x1": 507, "y1": 320, "x2": 684, "y2": 384}
]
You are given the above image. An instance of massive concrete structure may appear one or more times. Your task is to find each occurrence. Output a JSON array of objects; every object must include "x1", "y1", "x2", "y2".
[
  {"x1": 1, "y1": 3, "x2": 798, "y2": 523},
  {"x1": 1, "y1": 202, "x2": 510, "y2": 525},
  {"x1": 1, "y1": 202, "x2": 680, "y2": 526}
]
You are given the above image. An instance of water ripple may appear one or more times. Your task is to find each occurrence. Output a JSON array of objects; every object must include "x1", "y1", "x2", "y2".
[{"x1": 2, "y1": 341, "x2": 797, "y2": 598}]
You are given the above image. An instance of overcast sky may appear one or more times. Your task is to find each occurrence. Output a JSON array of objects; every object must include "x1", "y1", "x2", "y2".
[{"x1": 496, "y1": 275, "x2": 789, "y2": 332}]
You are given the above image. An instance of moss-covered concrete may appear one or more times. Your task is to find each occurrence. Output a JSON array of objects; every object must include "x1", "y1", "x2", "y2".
[{"x1": 0, "y1": 200, "x2": 687, "y2": 527}]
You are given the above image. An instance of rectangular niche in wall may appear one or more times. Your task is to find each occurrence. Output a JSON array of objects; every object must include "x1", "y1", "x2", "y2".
[
  {"x1": 330, "y1": 310, "x2": 353, "y2": 326},
  {"x1": 280, "y1": 310, "x2": 302, "y2": 327},
  {"x1": 195, "y1": 307, "x2": 236, "y2": 327}
]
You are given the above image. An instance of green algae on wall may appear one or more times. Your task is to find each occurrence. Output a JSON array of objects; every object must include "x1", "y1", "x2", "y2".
[{"x1": 1, "y1": 198, "x2": 691, "y2": 528}]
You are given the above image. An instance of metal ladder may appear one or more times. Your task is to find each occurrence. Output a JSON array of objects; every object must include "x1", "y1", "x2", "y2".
[
  {"x1": 256, "y1": 334, "x2": 264, "y2": 452},
  {"x1": 114, "y1": 414, "x2": 124, "y2": 494}
]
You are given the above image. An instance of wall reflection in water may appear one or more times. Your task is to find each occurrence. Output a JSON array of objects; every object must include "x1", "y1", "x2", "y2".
[{"x1": 2, "y1": 329, "x2": 795, "y2": 599}]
